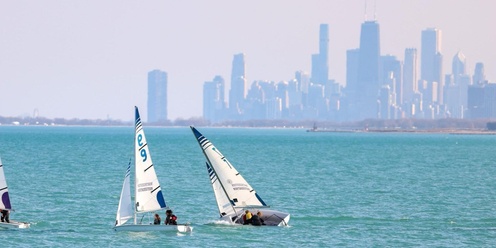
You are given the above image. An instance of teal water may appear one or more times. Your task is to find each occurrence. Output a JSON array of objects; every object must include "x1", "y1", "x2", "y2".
[{"x1": 0, "y1": 126, "x2": 495, "y2": 247}]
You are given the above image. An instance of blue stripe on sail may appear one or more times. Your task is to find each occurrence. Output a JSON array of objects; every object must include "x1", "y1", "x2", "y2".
[
  {"x1": 1, "y1": 192, "x2": 11, "y2": 209},
  {"x1": 199, "y1": 138, "x2": 209, "y2": 147},
  {"x1": 135, "y1": 106, "x2": 141, "y2": 126},
  {"x1": 255, "y1": 193, "x2": 267, "y2": 206},
  {"x1": 206, "y1": 162, "x2": 217, "y2": 183},
  {"x1": 125, "y1": 160, "x2": 131, "y2": 177},
  {"x1": 156, "y1": 190, "x2": 167, "y2": 208},
  {"x1": 190, "y1": 126, "x2": 203, "y2": 140}
]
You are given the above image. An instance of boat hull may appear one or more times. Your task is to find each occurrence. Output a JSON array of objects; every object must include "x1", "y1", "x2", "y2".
[
  {"x1": 223, "y1": 209, "x2": 290, "y2": 226},
  {"x1": 113, "y1": 224, "x2": 192, "y2": 232},
  {"x1": 0, "y1": 221, "x2": 30, "y2": 229}
]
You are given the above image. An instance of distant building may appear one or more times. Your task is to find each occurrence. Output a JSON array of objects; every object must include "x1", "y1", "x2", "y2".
[
  {"x1": 379, "y1": 55, "x2": 402, "y2": 107},
  {"x1": 420, "y1": 28, "x2": 443, "y2": 108},
  {"x1": 356, "y1": 20, "x2": 381, "y2": 120},
  {"x1": 403, "y1": 48, "x2": 418, "y2": 116},
  {"x1": 147, "y1": 69, "x2": 168, "y2": 123},
  {"x1": 468, "y1": 83, "x2": 496, "y2": 118},
  {"x1": 311, "y1": 24, "x2": 329, "y2": 85},
  {"x1": 445, "y1": 51, "x2": 471, "y2": 118},
  {"x1": 473, "y1": 62, "x2": 486, "y2": 85},
  {"x1": 229, "y1": 53, "x2": 247, "y2": 118},
  {"x1": 203, "y1": 76, "x2": 226, "y2": 123}
]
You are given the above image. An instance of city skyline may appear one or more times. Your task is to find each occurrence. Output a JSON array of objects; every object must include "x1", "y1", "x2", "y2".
[{"x1": 1, "y1": 1, "x2": 495, "y2": 121}]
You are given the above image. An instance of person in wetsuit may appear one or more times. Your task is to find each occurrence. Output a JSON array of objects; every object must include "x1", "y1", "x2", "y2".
[
  {"x1": 153, "y1": 213, "x2": 161, "y2": 225},
  {"x1": 0, "y1": 209, "x2": 9, "y2": 223},
  {"x1": 165, "y1": 209, "x2": 177, "y2": 225}
]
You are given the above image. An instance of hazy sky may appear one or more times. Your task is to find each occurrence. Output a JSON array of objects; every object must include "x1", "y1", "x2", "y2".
[{"x1": 1, "y1": 0, "x2": 495, "y2": 121}]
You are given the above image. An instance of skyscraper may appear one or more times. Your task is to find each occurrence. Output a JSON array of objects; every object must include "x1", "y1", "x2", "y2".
[
  {"x1": 357, "y1": 20, "x2": 381, "y2": 119},
  {"x1": 473, "y1": 62, "x2": 486, "y2": 85},
  {"x1": 311, "y1": 24, "x2": 329, "y2": 85},
  {"x1": 421, "y1": 28, "x2": 443, "y2": 108},
  {"x1": 203, "y1": 76, "x2": 226, "y2": 123},
  {"x1": 147, "y1": 70, "x2": 168, "y2": 123},
  {"x1": 421, "y1": 28, "x2": 442, "y2": 83},
  {"x1": 229, "y1": 53, "x2": 246, "y2": 117},
  {"x1": 379, "y1": 55, "x2": 402, "y2": 106},
  {"x1": 452, "y1": 51, "x2": 467, "y2": 83},
  {"x1": 403, "y1": 48, "x2": 418, "y2": 110}
]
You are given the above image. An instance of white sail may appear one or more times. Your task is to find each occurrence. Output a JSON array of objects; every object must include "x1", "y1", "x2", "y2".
[
  {"x1": 191, "y1": 127, "x2": 267, "y2": 217},
  {"x1": 205, "y1": 162, "x2": 237, "y2": 218},
  {"x1": 134, "y1": 107, "x2": 167, "y2": 213},
  {"x1": 0, "y1": 157, "x2": 13, "y2": 210},
  {"x1": 115, "y1": 161, "x2": 133, "y2": 226}
]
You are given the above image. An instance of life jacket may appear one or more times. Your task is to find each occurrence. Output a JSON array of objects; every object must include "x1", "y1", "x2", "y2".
[{"x1": 170, "y1": 215, "x2": 177, "y2": 225}]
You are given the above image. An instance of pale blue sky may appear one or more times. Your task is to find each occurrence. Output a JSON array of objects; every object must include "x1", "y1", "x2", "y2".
[{"x1": 0, "y1": 0, "x2": 494, "y2": 121}]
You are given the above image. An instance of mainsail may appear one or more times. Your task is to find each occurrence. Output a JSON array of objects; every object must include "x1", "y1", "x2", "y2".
[
  {"x1": 191, "y1": 127, "x2": 266, "y2": 217},
  {"x1": 115, "y1": 161, "x2": 133, "y2": 226},
  {"x1": 0, "y1": 157, "x2": 12, "y2": 210},
  {"x1": 134, "y1": 107, "x2": 167, "y2": 213}
]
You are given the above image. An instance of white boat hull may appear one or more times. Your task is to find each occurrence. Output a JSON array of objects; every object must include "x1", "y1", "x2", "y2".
[
  {"x1": 0, "y1": 221, "x2": 30, "y2": 229},
  {"x1": 113, "y1": 224, "x2": 192, "y2": 232},
  {"x1": 222, "y1": 209, "x2": 290, "y2": 226}
]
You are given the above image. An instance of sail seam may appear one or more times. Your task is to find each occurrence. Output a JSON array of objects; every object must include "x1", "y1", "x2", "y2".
[
  {"x1": 0, "y1": 187, "x2": 7, "y2": 191},
  {"x1": 139, "y1": 143, "x2": 147, "y2": 151}
]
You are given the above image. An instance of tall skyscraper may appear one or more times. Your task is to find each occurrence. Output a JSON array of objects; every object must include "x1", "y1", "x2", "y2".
[
  {"x1": 403, "y1": 48, "x2": 418, "y2": 108},
  {"x1": 311, "y1": 24, "x2": 329, "y2": 85},
  {"x1": 421, "y1": 28, "x2": 442, "y2": 83},
  {"x1": 147, "y1": 69, "x2": 168, "y2": 123},
  {"x1": 203, "y1": 76, "x2": 226, "y2": 123},
  {"x1": 357, "y1": 20, "x2": 381, "y2": 119},
  {"x1": 229, "y1": 53, "x2": 246, "y2": 117},
  {"x1": 421, "y1": 28, "x2": 443, "y2": 108}
]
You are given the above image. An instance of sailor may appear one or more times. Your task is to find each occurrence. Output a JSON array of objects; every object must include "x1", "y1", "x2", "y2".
[
  {"x1": 251, "y1": 213, "x2": 261, "y2": 226},
  {"x1": 243, "y1": 210, "x2": 252, "y2": 225},
  {"x1": 0, "y1": 209, "x2": 9, "y2": 223},
  {"x1": 165, "y1": 209, "x2": 177, "y2": 225},
  {"x1": 257, "y1": 211, "x2": 265, "y2": 225},
  {"x1": 153, "y1": 213, "x2": 161, "y2": 225}
]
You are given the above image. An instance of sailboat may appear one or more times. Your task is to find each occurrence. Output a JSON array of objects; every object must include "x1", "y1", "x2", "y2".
[
  {"x1": 0, "y1": 157, "x2": 30, "y2": 229},
  {"x1": 190, "y1": 126, "x2": 290, "y2": 226},
  {"x1": 113, "y1": 107, "x2": 192, "y2": 232}
]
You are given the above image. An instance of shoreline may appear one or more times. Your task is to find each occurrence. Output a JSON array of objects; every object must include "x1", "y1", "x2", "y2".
[{"x1": 307, "y1": 128, "x2": 496, "y2": 135}]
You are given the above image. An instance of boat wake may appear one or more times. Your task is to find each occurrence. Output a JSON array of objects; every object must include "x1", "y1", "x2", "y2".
[{"x1": 206, "y1": 220, "x2": 235, "y2": 226}]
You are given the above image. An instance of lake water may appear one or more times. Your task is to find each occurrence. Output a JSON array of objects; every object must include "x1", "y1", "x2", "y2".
[{"x1": 0, "y1": 126, "x2": 495, "y2": 247}]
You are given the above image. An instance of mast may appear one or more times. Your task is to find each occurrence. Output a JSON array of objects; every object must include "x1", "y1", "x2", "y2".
[{"x1": 133, "y1": 107, "x2": 139, "y2": 224}]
